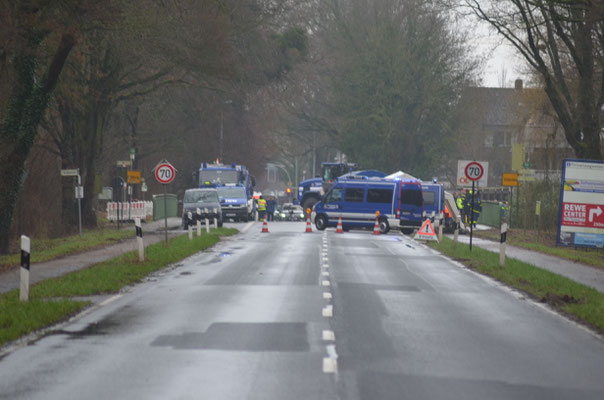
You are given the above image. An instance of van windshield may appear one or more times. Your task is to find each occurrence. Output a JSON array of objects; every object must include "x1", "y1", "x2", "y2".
[
  {"x1": 199, "y1": 170, "x2": 238, "y2": 185},
  {"x1": 402, "y1": 188, "x2": 423, "y2": 207},
  {"x1": 216, "y1": 186, "x2": 246, "y2": 199},
  {"x1": 184, "y1": 190, "x2": 219, "y2": 203}
]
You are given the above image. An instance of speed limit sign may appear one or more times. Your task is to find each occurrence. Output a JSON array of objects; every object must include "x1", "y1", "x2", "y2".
[
  {"x1": 154, "y1": 160, "x2": 176, "y2": 184},
  {"x1": 464, "y1": 161, "x2": 484, "y2": 182}
]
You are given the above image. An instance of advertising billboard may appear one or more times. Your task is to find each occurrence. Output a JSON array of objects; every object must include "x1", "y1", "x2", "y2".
[{"x1": 557, "y1": 159, "x2": 604, "y2": 248}]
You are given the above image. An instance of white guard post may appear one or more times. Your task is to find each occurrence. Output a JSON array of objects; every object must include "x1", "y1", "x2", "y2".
[
  {"x1": 196, "y1": 208, "x2": 202, "y2": 236},
  {"x1": 20, "y1": 235, "x2": 31, "y2": 302},
  {"x1": 438, "y1": 212, "x2": 444, "y2": 242},
  {"x1": 454, "y1": 216, "x2": 460, "y2": 246},
  {"x1": 205, "y1": 208, "x2": 210, "y2": 233},
  {"x1": 213, "y1": 208, "x2": 218, "y2": 229},
  {"x1": 499, "y1": 223, "x2": 508, "y2": 267},
  {"x1": 188, "y1": 212, "x2": 193, "y2": 240},
  {"x1": 135, "y1": 218, "x2": 144, "y2": 261}
]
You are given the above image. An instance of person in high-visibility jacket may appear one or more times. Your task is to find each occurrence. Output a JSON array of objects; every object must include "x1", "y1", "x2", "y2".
[
  {"x1": 257, "y1": 196, "x2": 267, "y2": 221},
  {"x1": 470, "y1": 191, "x2": 482, "y2": 228},
  {"x1": 501, "y1": 201, "x2": 510, "y2": 221},
  {"x1": 456, "y1": 194, "x2": 464, "y2": 211}
]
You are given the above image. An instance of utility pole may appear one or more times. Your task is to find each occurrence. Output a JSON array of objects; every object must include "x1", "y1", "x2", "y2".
[
  {"x1": 220, "y1": 100, "x2": 233, "y2": 162},
  {"x1": 312, "y1": 132, "x2": 316, "y2": 177}
]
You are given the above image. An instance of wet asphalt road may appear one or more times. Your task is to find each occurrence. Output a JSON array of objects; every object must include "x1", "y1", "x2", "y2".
[{"x1": 1, "y1": 222, "x2": 604, "y2": 399}]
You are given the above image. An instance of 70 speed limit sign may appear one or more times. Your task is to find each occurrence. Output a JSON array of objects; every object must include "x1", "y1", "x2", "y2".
[
  {"x1": 457, "y1": 160, "x2": 489, "y2": 187},
  {"x1": 154, "y1": 160, "x2": 176, "y2": 184},
  {"x1": 465, "y1": 161, "x2": 484, "y2": 181}
]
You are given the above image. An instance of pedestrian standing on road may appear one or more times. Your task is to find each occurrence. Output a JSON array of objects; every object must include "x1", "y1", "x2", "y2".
[
  {"x1": 257, "y1": 195, "x2": 267, "y2": 221},
  {"x1": 266, "y1": 197, "x2": 276, "y2": 221}
]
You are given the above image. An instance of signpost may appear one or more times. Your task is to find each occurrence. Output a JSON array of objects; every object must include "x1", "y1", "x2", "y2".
[
  {"x1": 153, "y1": 160, "x2": 177, "y2": 244},
  {"x1": 61, "y1": 169, "x2": 83, "y2": 238},
  {"x1": 464, "y1": 161, "x2": 485, "y2": 251}
]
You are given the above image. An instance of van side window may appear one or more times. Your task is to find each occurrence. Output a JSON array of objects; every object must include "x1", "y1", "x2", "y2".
[
  {"x1": 325, "y1": 187, "x2": 343, "y2": 203},
  {"x1": 345, "y1": 188, "x2": 364, "y2": 202},
  {"x1": 402, "y1": 188, "x2": 423, "y2": 206},
  {"x1": 423, "y1": 191, "x2": 435, "y2": 206},
  {"x1": 367, "y1": 188, "x2": 393, "y2": 203}
]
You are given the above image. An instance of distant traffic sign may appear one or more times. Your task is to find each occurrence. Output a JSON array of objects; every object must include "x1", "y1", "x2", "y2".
[
  {"x1": 60, "y1": 169, "x2": 79, "y2": 177},
  {"x1": 502, "y1": 172, "x2": 520, "y2": 187},
  {"x1": 127, "y1": 170, "x2": 141, "y2": 184},
  {"x1": 465, "y1": 161, "x2": 484, "y2": 182},
  {"x1": 154, "y1": 160, "x2": 176, "y2": 184}
]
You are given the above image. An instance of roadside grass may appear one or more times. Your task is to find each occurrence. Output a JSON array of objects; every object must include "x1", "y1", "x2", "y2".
[
  {"x1": 428, "y1": 237, "x2": 604, "y2": 333},
  {"x1": 0, "y1": 228, "x2": 134, "y2": 272},
  {"x1": 0, "y1": 228, "x2": 237, "y2": 347},
  {"x1": 473, "y1": 228, "x2": 604, "y2": 270}
]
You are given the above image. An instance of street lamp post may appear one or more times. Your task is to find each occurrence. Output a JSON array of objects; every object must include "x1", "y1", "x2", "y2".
[{"x1": 220, "y1": 100, "x2": 232, "y2": 162}]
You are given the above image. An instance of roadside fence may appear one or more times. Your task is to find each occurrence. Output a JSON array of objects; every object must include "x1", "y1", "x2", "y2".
[{"x1": 107, "y1": 201, "x2": 153, "y2": 222}]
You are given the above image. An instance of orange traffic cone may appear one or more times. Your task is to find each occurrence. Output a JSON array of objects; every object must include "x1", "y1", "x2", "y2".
[
  {"x1": 305, "y1": 215, "x2": 313, "y2": 233},
  {"x1": 373, "y1": 215, "x2": 380, "y2": 235},
  {"x1": 261, "y1": 217, "x2": 269, "y2": 233},
  {"x1": 336, "y1": 215, "x2": 343, "y2": 233}
]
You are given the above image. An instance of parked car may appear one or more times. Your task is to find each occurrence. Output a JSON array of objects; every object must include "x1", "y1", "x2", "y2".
[
  {"x1": 274, "y1": 205, "x2": 285, "y2": 221},
  {"x1": 181, "y1": 188, "x2": 223, "y2": 228},
  {"x1": 282, "y1": 204, "x2": 305, "y2": 221}
]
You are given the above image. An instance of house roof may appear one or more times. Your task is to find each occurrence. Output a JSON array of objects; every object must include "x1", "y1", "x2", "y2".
[{"x1": 459, "y1": 86, "x2": 545, "y2": 128}]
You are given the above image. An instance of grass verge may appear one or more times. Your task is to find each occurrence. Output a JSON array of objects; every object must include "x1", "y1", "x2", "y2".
[
  {"x1": 428, "y1": 237, "x2": 604, "y2": 334},
  {"x1": 473, "y1": 228, "x2": 604, "y2": 270},
  {"x1": 0, "y1": 228, "x2": 135, "y2": 272},
  {"x1": 0, "y1": 228, "x2": 237, "y2": 347}
]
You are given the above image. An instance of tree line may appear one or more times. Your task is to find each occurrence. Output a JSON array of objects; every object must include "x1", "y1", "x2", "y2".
[{"x1": 1, "y1": 0, "x2": 602, "y2": 253}]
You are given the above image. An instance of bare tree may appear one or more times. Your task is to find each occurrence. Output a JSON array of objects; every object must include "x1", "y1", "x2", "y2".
[{"x1": 459, "y1": 0, "x2": 604, "y2": 160}]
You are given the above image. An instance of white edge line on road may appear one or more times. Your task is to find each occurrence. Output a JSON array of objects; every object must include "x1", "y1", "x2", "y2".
[
  {"x1": 428, "y1": 246, "x2": 604, "y2": 341},
  {"x1": 0, "y1": 293, "x2": 124, "y2": 359},
  {"x1": 322, "y1": 280, "x2": 330, "y2": 286},
  {"x1": 322, "y1": 304, "x2": 333, "y2": 317},
  {"x1": 240, "y1": 221, "x2": 255, "y2": 233},
  {"x1": 99, "y1": 294, "x2": 122, "y2": 307},
  {"x1": 323, "y1": 292, "x2": 332, "y2": 299}
]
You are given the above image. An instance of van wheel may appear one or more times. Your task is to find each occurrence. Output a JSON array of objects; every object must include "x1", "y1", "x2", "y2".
[
  {"x1": 379, "y1": 218, "x2": 390, "y2": 234},
  {"x1": 315, "y1": 215, "x2": 327, "y2": 231}
]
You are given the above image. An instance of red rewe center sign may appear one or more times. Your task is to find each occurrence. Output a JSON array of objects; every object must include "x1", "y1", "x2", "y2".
[{"x1": 562, "y1": 203, "x2": 604, "y2": 228}]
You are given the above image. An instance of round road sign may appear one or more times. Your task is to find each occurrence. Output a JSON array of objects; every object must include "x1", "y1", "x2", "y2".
[
  {"x1": 464, "y1": 161, "x2": 484, "y2": 182},
  {"x1": 155, "y1": 161, "x2": 176, "y2": 184}
]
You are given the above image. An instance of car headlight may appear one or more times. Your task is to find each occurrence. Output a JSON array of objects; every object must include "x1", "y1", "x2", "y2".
[
  {"x1": 280, "y1": 213, "x2": 285, "y2": 218},
  {"x1": 299, "y1": 213, "x2": 304, "y2": 218}
]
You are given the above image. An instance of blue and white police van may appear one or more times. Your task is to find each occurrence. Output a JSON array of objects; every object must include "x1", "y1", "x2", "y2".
[{"x1": 311, "y1": 176, "x2": 424, "y2": 234}]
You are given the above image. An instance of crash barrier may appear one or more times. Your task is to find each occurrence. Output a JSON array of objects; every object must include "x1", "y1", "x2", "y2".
[{"x1": 107, "y1": 201, "x2": 153, "y2": 222}]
